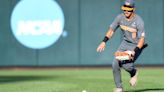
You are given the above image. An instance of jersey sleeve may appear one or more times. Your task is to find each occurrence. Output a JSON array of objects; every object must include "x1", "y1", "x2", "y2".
[
  {"x1": 137, "y1": 18, "x2": 145, "y2": 38},
  {"x1": 110, "y1": 14, "x2": 121, "y2": 32}
]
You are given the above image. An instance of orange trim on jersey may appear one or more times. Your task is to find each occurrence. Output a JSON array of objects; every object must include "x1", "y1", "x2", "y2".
[
  {"x1": 120, "y1": 25, "x2": 137, "y2": 39},
  {"x1": 120, "y1": 25, "x2": 137, "y2": 33}
]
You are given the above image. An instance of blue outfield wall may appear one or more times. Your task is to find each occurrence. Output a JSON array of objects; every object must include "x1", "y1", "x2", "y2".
[{"x1": 0, "y1": 0, "x2": 163, "y2": 66}]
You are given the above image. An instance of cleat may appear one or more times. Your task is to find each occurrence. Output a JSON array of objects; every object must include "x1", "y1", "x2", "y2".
[
  {"x1": 129, "y1": 70, "x2": 138, "y2": 87},
  {"x1": 113, "y1": 88, "x2": 123, "y2": 92}
]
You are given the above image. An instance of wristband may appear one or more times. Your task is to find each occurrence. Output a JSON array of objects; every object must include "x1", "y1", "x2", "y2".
[
  {"x1": 102, "y1": 36, "x2": 109, "y2": 43},
  {"x1": 134, "y1": 47, "x2": 140, "y2": 53}
]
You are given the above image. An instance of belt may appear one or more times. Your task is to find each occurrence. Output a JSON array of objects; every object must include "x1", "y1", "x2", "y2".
[{"x1": 118, "y1": 60, "x2": 134, "y2": 67}]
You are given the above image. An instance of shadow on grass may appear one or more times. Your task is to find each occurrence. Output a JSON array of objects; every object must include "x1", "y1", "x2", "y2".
[
  {"x1": 125, "y1": 88, "x2": 164, "y2": 92},
  {"x1": 0, "y1": 75, "x2": 56, "y2": 84}
]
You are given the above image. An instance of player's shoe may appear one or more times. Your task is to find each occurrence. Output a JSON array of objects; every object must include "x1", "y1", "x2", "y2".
[
  {"x1": 129, "y1": 70, "x2": 138, "y2": 87},
  {"x1": 113, "y1": 88, "x2": 123, "y2": 92}
]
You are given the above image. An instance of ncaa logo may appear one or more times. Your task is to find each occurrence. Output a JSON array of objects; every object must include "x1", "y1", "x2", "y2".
[{"x1": 10, "y1": 0, "x2": 65, "y2": 49}]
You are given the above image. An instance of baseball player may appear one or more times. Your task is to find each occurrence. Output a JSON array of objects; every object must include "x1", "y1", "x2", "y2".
[{"x1": 97, "y1": 0, "x2": 147, "y2": 92}]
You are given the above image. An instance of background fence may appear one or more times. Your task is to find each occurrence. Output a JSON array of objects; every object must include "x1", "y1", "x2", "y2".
[{"x1": 0, "y1": 0, "x2": 163, "y2": 66}]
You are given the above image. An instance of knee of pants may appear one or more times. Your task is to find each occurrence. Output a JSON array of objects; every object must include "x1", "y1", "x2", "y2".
[
  {"x1": 112, "y1": 59, "x2": 120, "y2": 71},
  {"x1": 122, "y1": 63, "x2": 135, "y2": 72}
]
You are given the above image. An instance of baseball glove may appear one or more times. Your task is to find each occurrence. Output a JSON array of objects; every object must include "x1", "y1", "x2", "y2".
[{"x1": 114, "y1": 51, "x2": 134, "y2": 61}]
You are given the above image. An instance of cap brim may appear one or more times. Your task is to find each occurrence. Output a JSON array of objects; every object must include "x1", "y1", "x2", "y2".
[{"x1": 121, "y1": 6, "x2": 134, "y2": 11}]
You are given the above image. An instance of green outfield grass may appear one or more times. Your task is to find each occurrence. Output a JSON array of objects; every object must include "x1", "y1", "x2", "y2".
[{"x1": 0, "y1": 68, "x2": 164, "y2": 92}]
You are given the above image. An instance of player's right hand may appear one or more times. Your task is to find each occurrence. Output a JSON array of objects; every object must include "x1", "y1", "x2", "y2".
[{"x1": 96, "y1": 42, "x2": 106, "y2": 52}]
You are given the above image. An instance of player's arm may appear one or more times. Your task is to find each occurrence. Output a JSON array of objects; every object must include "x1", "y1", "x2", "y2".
[
  {"x1": 133, "y1": 17, "x2": 146, "y2": 55},
  {"x1": 96, "y1": 28, "x2": 114, "y2": 52},
  {"x1": 133, "y1": 36, "x2": 145, "y2": 55},
  {"x1": 137, "y1": 36, "x2": 144, "y2": 49},
  {"x1": 97, "y1": 14, "x2": 121, "y2": 52},
  {"x1": 106, "y1": 28, "x2": 115, "y2": 39}
]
